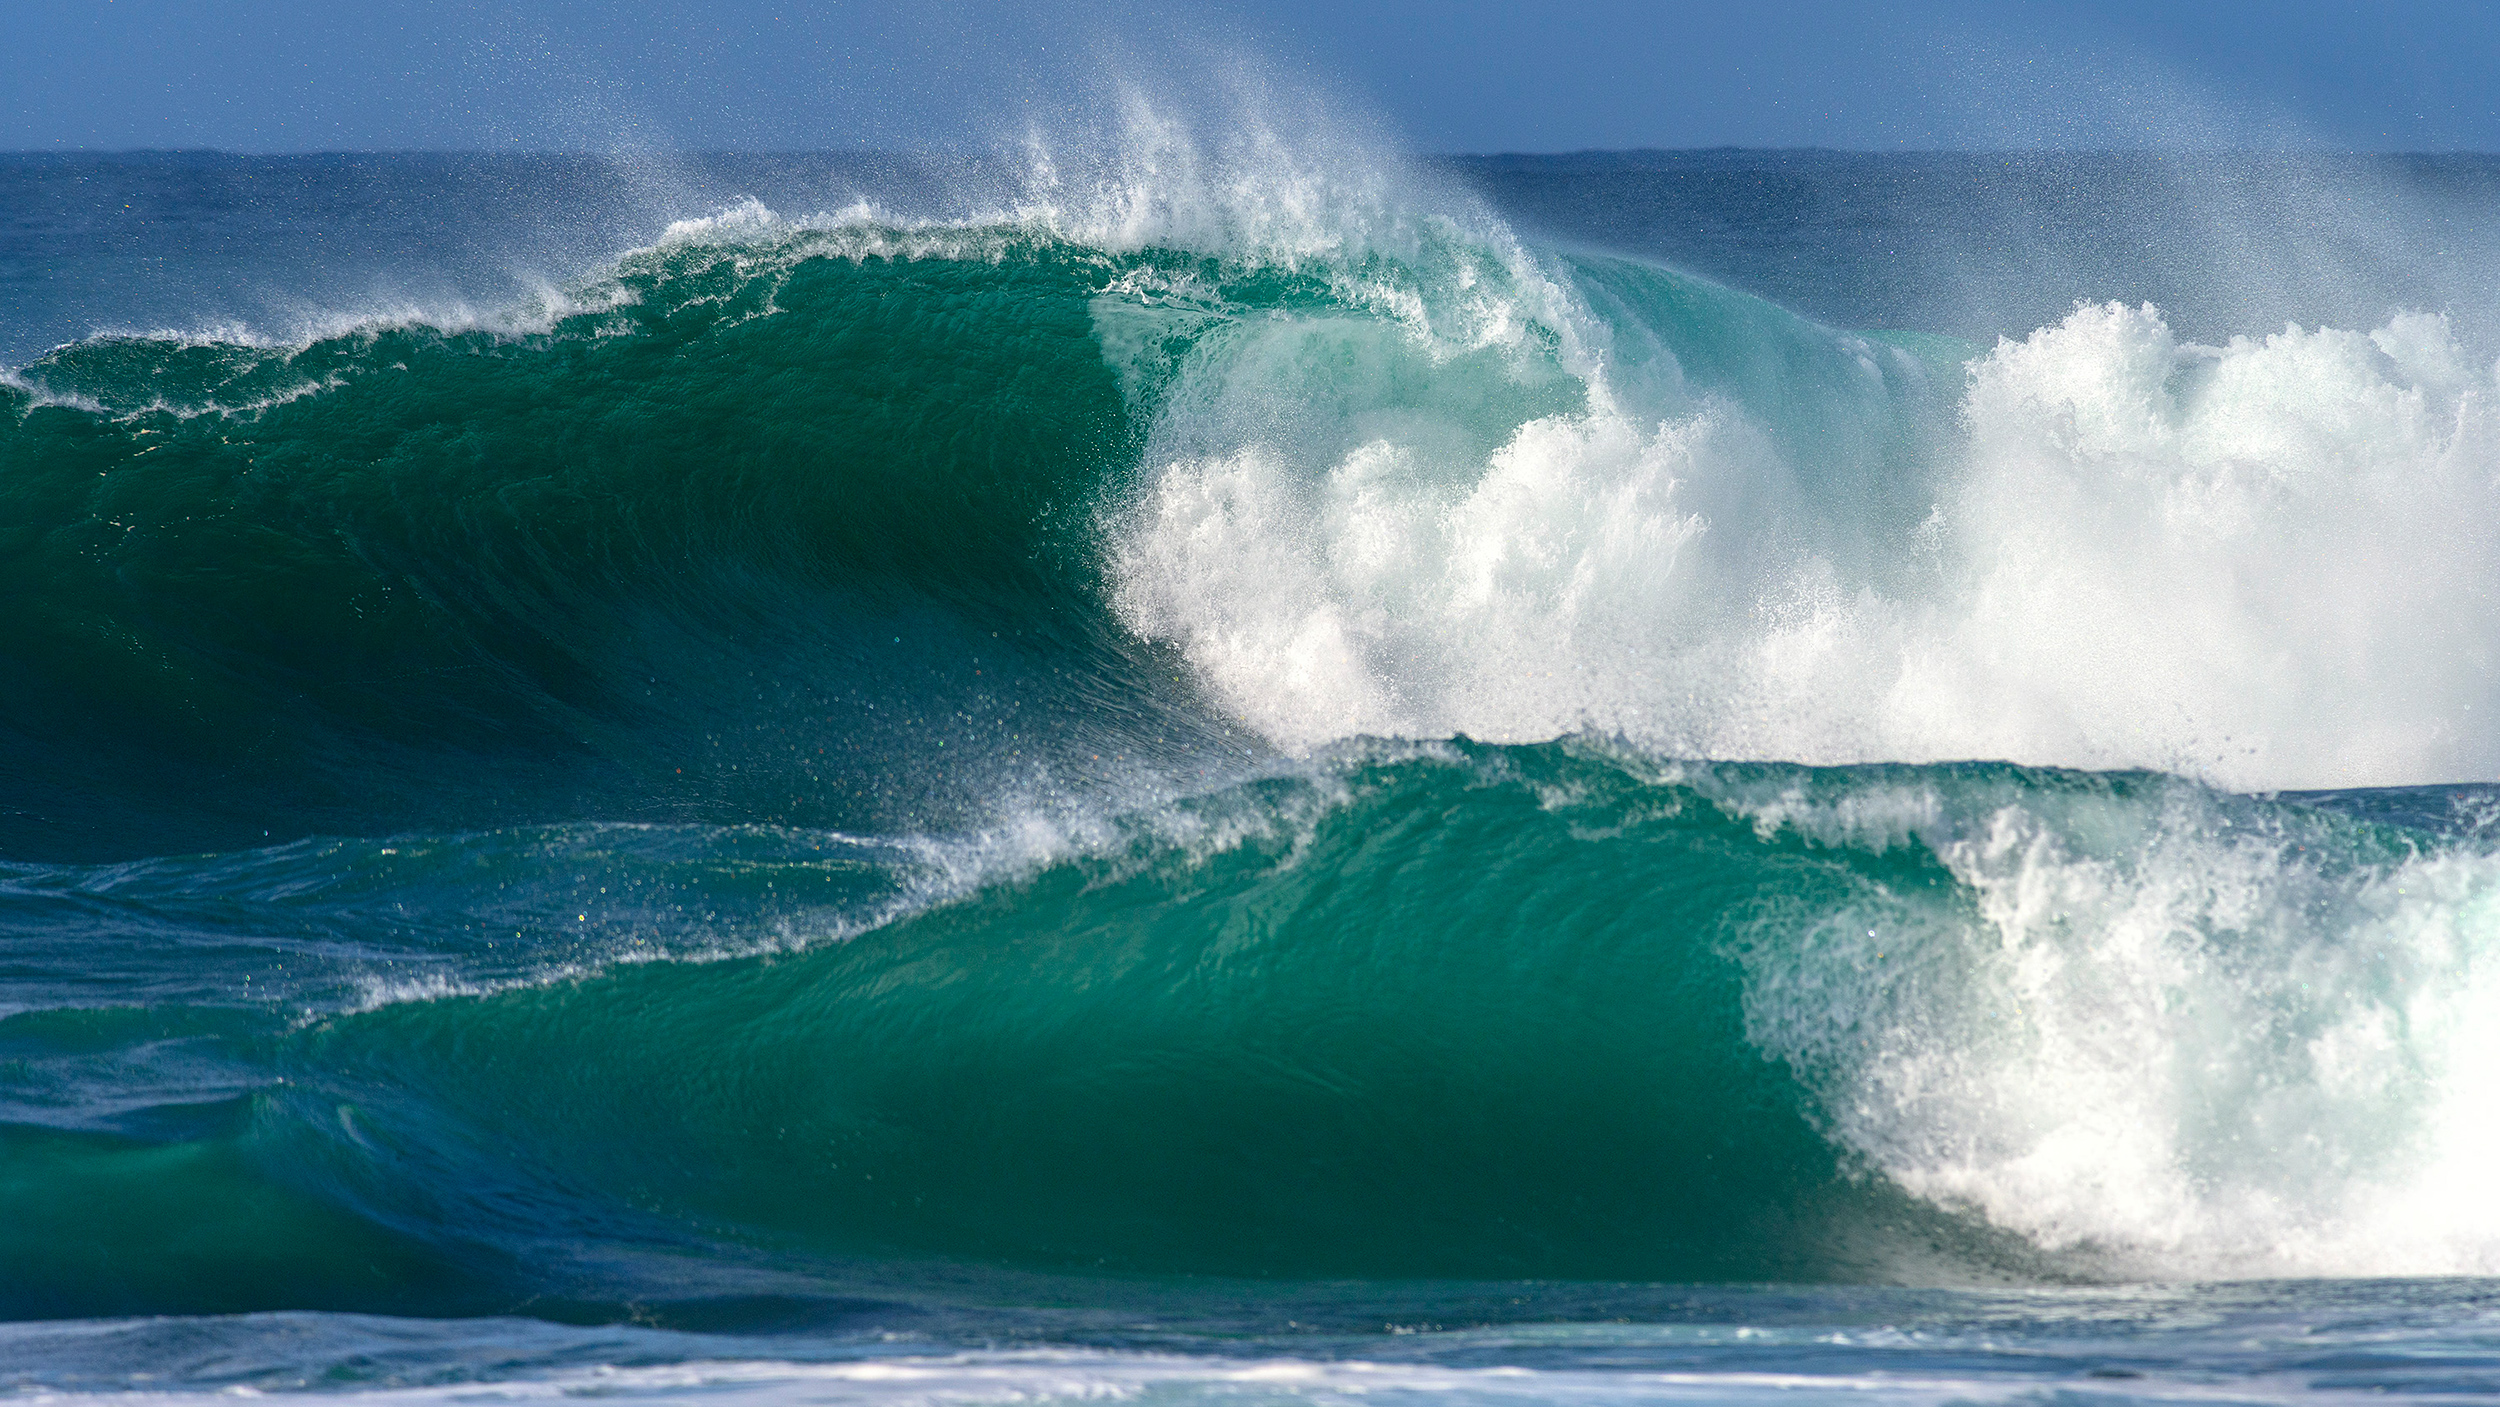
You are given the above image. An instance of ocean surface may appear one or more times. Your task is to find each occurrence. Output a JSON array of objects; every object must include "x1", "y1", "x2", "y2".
[{"x1": 9, "y1": 132, "x2": 2500, "y2": 1403}]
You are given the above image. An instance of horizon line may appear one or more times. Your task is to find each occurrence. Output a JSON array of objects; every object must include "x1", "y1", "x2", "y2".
[{"x1": 7, "y1": 144, "x2": 2500, "y2": 160}]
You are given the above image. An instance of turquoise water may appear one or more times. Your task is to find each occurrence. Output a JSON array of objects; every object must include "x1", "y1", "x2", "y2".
[{"x1": 8, "y1": 135, "x2": 2500, "y2": 1401}]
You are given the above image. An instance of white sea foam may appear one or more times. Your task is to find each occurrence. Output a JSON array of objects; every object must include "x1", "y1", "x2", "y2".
[
  {"x1": 0, "y1": 1345, "x2": 2241, "y2": 1407},
  {"x1": 1707, "y1": 768, "x2": 2500, "y2": 1278},
  {"x1": 1111, "y1": 285, "x2": 2500, "y2": 791}
]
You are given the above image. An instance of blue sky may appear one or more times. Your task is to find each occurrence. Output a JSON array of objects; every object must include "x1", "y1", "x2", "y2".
[{"x1": 7, "y1": 0, "x2": 2498, "y2": 153}]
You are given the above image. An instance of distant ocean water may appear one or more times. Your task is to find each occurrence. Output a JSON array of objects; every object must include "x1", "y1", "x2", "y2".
[{"x1": 9, "y1": 133, "x2": 2500, "y2": 1403}]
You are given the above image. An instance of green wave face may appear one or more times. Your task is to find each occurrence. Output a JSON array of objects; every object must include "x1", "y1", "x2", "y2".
[
  {"x1": 0, "y1": 744, "x2": 2045, "y2": 1319},
  {"x1": 305, "y1": 747, "x2": 1879, "y2": 1282},
  {"x1": 0, "y1": 234, "x2": 1168, "y2": 857}
]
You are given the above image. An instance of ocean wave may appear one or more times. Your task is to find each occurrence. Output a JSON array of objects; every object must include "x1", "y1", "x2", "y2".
[
  {"x1": 9, "y1": 125, "x2": 2500, "y2": 1311},
  {"x1": 5, "y1": 161, "x2": 2487, "y2": 841},
  {"x1": 7, "y1": 743, "x2": 2500, "y2": 1315}
]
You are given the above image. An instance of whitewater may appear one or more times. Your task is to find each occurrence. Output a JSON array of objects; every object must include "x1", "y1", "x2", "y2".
[{"x1": 9, "y1": 105, "x2": 2500, "y2": 1404}]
